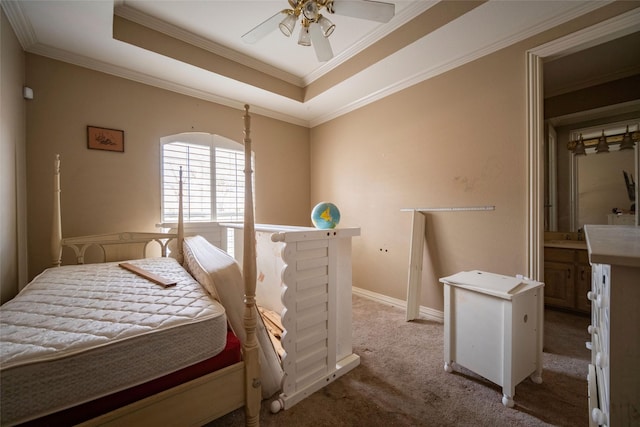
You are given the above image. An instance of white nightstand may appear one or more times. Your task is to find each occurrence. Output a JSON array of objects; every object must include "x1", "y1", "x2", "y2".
[{"x1": 440, "y1": 270, "x2": 544, "y2": 407}]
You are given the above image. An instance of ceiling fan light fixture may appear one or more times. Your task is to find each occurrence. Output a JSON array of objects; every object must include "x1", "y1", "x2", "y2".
[
  {"x1": 298, "y1": 24, "x2": 311, "y2": 46},
  {"x1": 302, "y1": 1, "x2": 319, "y2": 20},
  {"x1": 279, "y1": 13, "x2": 297, "y2": 37},
  {"x1": 318, "y1": 15, "x2": 335, "y2": 37},
  {"x1": 242, "y1": 0, "x2": 395, "y2": 62}
]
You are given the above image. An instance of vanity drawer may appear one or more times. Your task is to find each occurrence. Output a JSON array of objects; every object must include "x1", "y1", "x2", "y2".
[{"x1": 544, "y1": 247, "x2": 575, "y2": 263}]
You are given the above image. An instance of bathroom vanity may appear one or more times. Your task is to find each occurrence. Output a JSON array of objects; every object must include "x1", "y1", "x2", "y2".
[{"x1": 544, "y1": 232, "x2": 591, "y2": 314}]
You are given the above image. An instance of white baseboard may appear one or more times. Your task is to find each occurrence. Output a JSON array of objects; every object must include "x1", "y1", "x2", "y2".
[{"x1": 352, "y1": 286, "x2": 444, "y2": 323}]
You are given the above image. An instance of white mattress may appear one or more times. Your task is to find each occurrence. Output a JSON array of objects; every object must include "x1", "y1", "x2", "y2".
[{"x1": 0, "y1": 257, "x2": 227, "y2": 425}]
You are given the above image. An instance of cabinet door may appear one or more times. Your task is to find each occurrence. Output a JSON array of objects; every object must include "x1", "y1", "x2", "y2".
[
  {"x1": 575, "y1": 263, "x2": 592, "y2": 313},
  {"x1": 544, "y1": 261, "x2": 575, "y2": 309}
]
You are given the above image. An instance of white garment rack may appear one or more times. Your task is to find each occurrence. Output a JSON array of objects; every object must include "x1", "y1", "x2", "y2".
[{"x1": 402, "y1": 206, "x2": 496, "y2": 321}]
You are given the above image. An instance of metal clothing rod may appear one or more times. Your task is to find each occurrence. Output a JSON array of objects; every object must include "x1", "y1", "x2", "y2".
[{"x1": 401, "y1": 206, "x2": 495, "y2": 212}]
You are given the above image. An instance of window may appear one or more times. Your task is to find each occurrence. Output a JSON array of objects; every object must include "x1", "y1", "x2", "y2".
[{"x1": 161, "y1": 133, "x2": 253, "y2": 223}]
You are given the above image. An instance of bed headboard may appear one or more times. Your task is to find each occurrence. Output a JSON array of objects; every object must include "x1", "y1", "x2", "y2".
[{"x1": 51, "y1": 156, "x2": 185, "y2": 266}]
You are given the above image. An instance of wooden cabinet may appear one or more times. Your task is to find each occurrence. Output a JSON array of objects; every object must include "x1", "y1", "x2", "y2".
[
  {"x1": 543, "y1": 247, "x2": 591, "y2": 313},
  {"x1": 575, "y1": 250, "x2": 592, "y2": 313}
]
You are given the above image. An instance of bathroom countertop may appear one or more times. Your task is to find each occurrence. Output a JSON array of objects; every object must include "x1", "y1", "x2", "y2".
[{"x1": 543, "y1": 240, "x2": 587, "y2": 251}]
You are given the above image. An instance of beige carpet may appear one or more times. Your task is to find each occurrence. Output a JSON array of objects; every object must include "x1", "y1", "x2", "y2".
[{"x1": 210, "y1": 294, "x2": 590, "y2": 426}]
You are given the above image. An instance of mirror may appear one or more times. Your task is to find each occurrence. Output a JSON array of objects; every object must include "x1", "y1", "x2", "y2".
[
  {"x1": 574, "y1": 141, "x2": 636, "y2": 229},
  {"x1": 542, "y1": 31, "x2": 640, "y2": 232},
  {"x1": 546, "y1": 116, "x2": 639, "y2": 232}
]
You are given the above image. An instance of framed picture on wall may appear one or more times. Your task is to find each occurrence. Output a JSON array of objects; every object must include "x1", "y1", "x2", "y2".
[{"x1": 87, "y1": 126, "x2": 124, "y2": 152}]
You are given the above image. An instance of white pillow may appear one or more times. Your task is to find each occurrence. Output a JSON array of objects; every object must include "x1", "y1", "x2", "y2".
[{"x1": 183, "y1": 235, "x2": 283, "y2": 398}]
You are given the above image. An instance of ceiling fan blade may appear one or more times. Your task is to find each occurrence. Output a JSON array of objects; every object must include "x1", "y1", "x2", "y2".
[
  {"x1": 309, "y1": 23, "x2": 334, "y2": 62},
  {"x1": 242, "y1": 11, "x2": 283, "y2": 44},
  {"x1": 331, "y1": 0, "x2": 395, "y2": 23}
]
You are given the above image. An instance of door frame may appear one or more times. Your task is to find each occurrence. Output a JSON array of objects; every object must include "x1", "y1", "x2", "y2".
[{"x1": 526, "y1": 8, "x2": 640, "y2": 281}]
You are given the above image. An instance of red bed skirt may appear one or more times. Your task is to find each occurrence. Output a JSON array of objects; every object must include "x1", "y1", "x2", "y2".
[{"x1": 19, "y1": 330, "x2": 242, "y2": 426}]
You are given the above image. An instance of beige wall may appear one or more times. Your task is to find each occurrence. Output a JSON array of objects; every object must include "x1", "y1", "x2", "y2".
[
  {"x1": 1, "y1": 9, "x2": 27, "y2": 303},
  {"x1": 309, "y1": 2, "x2": 639, "y2": 311},
  {"x1": 25, "y1": 55, "x2": 310, "y2": 280},
  {"x1": 311, "y1": 46, "x2": 528, "y2": 309},
  {"x1": 15, "y1": 1, "x2": 639, "y2": 311}
]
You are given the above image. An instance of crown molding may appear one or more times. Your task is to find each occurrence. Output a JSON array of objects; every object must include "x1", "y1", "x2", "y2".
[
  {"x1": 114, "y1": 3, "x2": 305, "y2": 88},
  {"x1": 309, "y1": 0, "x2": 615, "y2": 127},
  {"x1": 26, "y1": 42, "x2": 310, "y2": 127},
  {"x1": 6, "y1": 0, "x2": 630, "y2": 129},
  {"x1": 531, "y1": 5, "x2": 640, "y2": 60},
  {"x1": 0, "y1": 0, "x2": 37, "y2": 49}
]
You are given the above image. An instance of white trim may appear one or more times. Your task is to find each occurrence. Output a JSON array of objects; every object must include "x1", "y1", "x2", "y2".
[
  {"x1": 353, "y1": 286, "x2": 444, "y2": 323},
  {"x1": 0, "y1": 0, "x2": 37, "y2": 49},
  {"x1": 24, "y1": 42, "x2": 310, "y2": 127},
  {"x1": 548, "y1": 124, "x2": 558, "y2": 232},
  {"x1": 309, "y1": 1, "x2": 608, "y2": 128},
  {"x1": 114, "y1": 4, "x2": 304, "y2": 88},
  {"x1": 526, "y1": 52, "x2": 544, "y2": 282},
  {"x1": 6, "y1": 0, "x2": 618, "y2": 128},
  {"x1": 570, "y1": 151, "x2": 578, "y2": 232},
  {"x1": 530, "y1": 7, "x2": 640, "y2": 60}
]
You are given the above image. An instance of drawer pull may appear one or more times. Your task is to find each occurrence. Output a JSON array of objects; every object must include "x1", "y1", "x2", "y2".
[
  {"x1": 587, "y1": 325, "x2": 597, "y2": 335},
  {"x1": 596, "y1": 294, "x2": 607, "y2": 309},
  {"x1": 596, "y1": 352, "x2": 607, "y2": 369},
  {"x1": 587, "y1": 291, "x2": 595, "y2": 301},
  {"x1": 592, "y1": 408, "x2": 607, "y2": 425}
]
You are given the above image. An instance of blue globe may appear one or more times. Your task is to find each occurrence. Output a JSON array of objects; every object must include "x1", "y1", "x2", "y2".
[{"x1": 311, "y1": 202, "x2": 340, "y2": 229}]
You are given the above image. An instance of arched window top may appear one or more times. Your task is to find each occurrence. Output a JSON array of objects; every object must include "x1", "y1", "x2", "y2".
[{"x1": 160, "y1": 132, "x2": 243, "y2": 151}]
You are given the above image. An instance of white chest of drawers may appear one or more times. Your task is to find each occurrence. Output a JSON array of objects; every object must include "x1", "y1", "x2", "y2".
[{"x1": 585, "y1": 225, "x2": 640, "y2": 426}]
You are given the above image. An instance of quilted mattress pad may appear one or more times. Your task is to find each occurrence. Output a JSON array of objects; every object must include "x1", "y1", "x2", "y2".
[{"x1": 0, "y1": 257, "x2": 227, "y2": 425}]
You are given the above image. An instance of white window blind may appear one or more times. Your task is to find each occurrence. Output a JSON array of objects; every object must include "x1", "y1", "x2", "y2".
[
  {"x1": 215, "y1": 147, "x2": 245, "y2": 221},
  {"x1": 161, "y1": 133, "x2": 252, "y2": 223},
  {"x1": 162, "y1": 142, "x2": 212, "y2": 222}
]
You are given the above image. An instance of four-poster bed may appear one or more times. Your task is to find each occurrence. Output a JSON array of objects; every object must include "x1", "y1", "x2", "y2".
[
  {"x1": 0, "y1": 106, "x2": 266, "y2": 426},
  {"x1": 0, "y1": 104, "x2": 360, "y2": 426}
]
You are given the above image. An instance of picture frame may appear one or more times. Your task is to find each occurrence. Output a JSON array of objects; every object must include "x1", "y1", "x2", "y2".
[{"x1": 87, "y1": 126, "x2": 124, "y2": 152}]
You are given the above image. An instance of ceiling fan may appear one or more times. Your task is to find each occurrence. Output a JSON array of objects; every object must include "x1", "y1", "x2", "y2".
[{"x1": 242, "y1": 0, "x2": 395, "y2": 62}]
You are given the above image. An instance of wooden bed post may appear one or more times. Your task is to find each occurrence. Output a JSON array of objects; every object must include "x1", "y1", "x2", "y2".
[
  {"x1": 242, "y1": 105, "x2": 261, "y2": 426},
  {"x1": 52, "y1": 155, "x2": 62, "y2": 267},
  {"x1": 176, "y1": 166, "x2": 184, "y2": 265}
]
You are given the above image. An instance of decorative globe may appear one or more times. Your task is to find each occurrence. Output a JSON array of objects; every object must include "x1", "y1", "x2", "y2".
[{"x1": 311, "y1": 202, "x2": 340, "y2": 229}]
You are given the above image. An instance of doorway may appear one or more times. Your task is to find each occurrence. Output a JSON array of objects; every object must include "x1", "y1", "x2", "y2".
[{"x1": 526, "y1": 9, "x2": 640, "y2": 281}]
